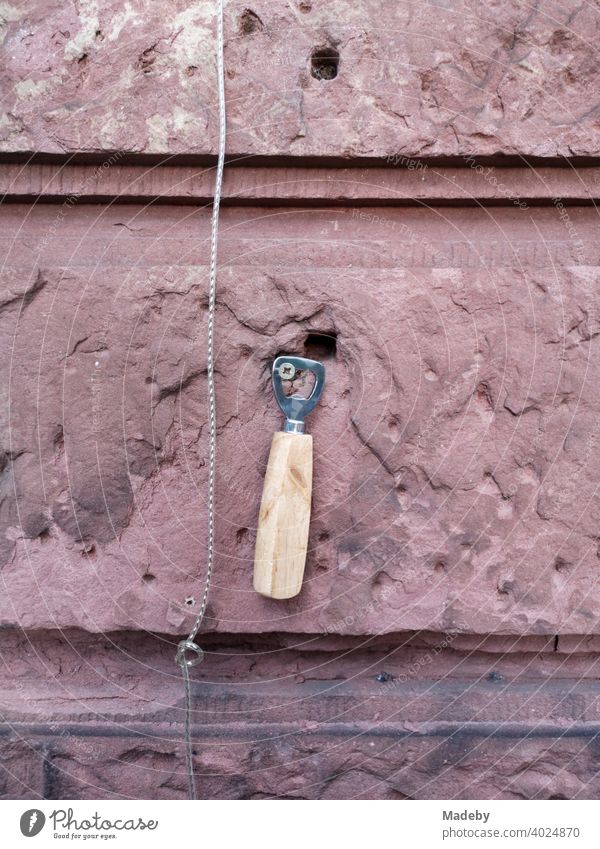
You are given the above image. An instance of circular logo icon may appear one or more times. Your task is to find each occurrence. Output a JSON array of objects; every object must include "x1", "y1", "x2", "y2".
[{"x1": 19, "y1": 810, "x2": 45, "y2": 837}]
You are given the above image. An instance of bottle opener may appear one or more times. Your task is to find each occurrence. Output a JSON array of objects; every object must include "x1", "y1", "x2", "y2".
[{"x1": 253, "y1": 355, "x2": 326, "y2": 599}]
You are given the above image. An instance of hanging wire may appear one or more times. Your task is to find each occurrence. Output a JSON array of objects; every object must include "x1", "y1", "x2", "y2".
[{"x1": 175, "y1": 0, "x2": 227, "y2": 801}]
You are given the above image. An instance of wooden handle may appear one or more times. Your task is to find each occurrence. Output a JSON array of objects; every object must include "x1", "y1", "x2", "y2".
[{"x1": 253, "y1": 431, "x2": 313, "y2": 599}]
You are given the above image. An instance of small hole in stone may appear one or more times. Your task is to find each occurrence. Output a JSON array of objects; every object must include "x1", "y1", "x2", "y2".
[
  {"x1": 310, "y1": 46, "x2": 339, "y2": 81},
  {"x1": 185, "y1": 596, "x2": 195, "y2": 607},
  {"x1": 53, "y1": 425, "x2": 64, "y2": 450},
  {"x1": 396, "y1": 485, "x2": 412, "y2": 510},
  {"x1": 318, "y1": 530, "x2": 330, "y2": 542},
  {"x1": 305, "y1": 332, "x2": 337, "y2": 359},
  {"x1": 554, "y1": 557, "x2": 568, "y2": 573},
  {"x1": 236, "y1": 527, "x2": 248, "y2": 543},
  {"x1": 434, "y1": 560, "x2": 446, "y2": 573},
  {"x1": 299, "y1": 1, "x2": 312, "y2": 11},
  {"x1": 476, "y1": 381, "x2": 494, "y2": 408},
  {"x1": 239, "y1": 9, "x2": 263, "y2": 36},
  {"x1": 143, "y1": 573, "x2": 156, "y2": 584}
]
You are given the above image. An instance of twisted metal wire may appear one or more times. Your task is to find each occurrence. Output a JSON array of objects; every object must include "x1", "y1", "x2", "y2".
[{"x1": 176, "y1": 0, "x2": 226, "y2": 801}]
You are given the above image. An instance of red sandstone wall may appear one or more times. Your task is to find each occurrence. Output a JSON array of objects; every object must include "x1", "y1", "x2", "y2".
[{"x1": 1, "y1": 0, "x2": 600, "y2": 800}]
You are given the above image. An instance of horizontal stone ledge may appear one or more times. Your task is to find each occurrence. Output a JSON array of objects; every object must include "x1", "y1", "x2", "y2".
[
  {"x1": 4, "y1": 152, "x2": 600, "y2": 168},
  {"x1": 5, "y1": 720, "x2": 600, "y2": 741},
  {"x1": 4, "y1": 675, "x2": 600, "y2": 726},
  {"x1": 1, "y1": 162, "x2": 600, "y2": 205},
  {"x1": 0, "y1": 627, "x2": 593, "y2": 661}
]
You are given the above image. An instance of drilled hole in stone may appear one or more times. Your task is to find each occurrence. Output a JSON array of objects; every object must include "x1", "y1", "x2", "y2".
[
  {"x1": 434, "y1": 560, "x2": 446, "y2": 573},
  {"x1": 185, "y1": 596, "x2": 195, "y2": 607},
  {"x1": 310, "y1": 46, "x2": 339, "y2": 81},
  {"x1": 143, "y1": 573, "x2": 156, "y2": 584},
  {"x1": 236, "y1": 527, "x2": 248, "y2": 543},
  {"x1": 554, "y1": 557, "x2": 568, "y2": 573},
  {"x1": 304, "y1": 332, "x2": 336, "y2": 359},
  {"x1": 375, "y1": 671, "x2": 393, "y2": 683}
]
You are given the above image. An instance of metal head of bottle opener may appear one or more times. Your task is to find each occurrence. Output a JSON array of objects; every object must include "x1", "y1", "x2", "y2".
[{"x1": 272, "y1": 355, "x2": 325, "y2": 434}]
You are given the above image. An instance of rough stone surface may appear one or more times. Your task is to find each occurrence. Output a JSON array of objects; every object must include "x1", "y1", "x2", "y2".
[
  {"x1": 2, "y1": 202, "x2": 600, "y2": 635},
  {"x1": 3, "y1": 0, "x2": 600, "y2": 802},
  {"x1": 2, "y1": 630, "x2": 600, "y2": 800},
  {"x1": 1, "y1": 0, "x2": 600, "y2": 158},
  {"x1": 7, "y1": 732, "x2": 597, "y2": 800}
]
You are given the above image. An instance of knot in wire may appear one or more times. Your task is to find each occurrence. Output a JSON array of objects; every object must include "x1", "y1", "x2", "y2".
[{"x1": 176, "y1": 639, "x2": 204, "y2": 668}]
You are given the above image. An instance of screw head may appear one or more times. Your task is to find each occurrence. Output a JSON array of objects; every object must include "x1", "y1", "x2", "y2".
[{"x1": 278, "y1": 362, "x2": 296, "y2": 380}]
